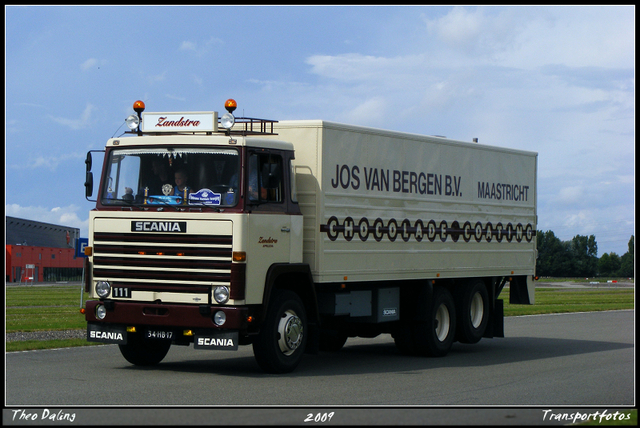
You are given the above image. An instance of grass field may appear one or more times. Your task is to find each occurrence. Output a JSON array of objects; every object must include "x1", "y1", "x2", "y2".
[
  {"x1": 5, "y1": 281, "x2": 635, "y2": 352},
  {"x1": 501, "y1": 287, "x2": 634, "y2": 316},
  {"x1": 6, "y1": 286, "x2": 88, "y2": 332}
]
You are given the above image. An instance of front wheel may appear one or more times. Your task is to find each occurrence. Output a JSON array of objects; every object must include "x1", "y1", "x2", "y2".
[
  {"x1": 118, "y1": 334, "x2": 171, "y2": 366},
  {"x1": 253, "y1": 290, "x2": 308, "y2": 373}
]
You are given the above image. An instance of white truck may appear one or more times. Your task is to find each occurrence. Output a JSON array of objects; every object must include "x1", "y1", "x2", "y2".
[{"x1": 83, "y1": 100, "x2": 537, "y2": 373}]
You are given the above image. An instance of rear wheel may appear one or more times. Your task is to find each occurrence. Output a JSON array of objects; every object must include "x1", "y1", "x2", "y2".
[
  {"x1": 253, "y1": 290, "x2": 307, "y2": 373},
  {"x1": 413, "y1": 286, "x2": 456, "y2": 357},
  {"x1": 456, "y1": 279, "x2": 489, "y2": 344},
  {"x1": 118, "y1": 334, "x2": 171, "y2": 366}
]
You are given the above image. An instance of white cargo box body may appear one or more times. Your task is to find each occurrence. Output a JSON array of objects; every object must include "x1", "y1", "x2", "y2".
[{"x1": 271, "y1": 121, "x2": 537, "y2": 284}]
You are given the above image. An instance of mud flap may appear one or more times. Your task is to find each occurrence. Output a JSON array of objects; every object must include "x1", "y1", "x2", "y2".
[
  {"x1": 483, "y1": 299, "x2": 504, "y2": 339},
  {"x1": 87, "y1": 322, "x2": 127, "y2": 344},
  {"x1": 510, "y1": 275, "x2": 534, "y2": 305},
  {"x1": 194, "y1": 330, "x2": 239, "y2": 350}
]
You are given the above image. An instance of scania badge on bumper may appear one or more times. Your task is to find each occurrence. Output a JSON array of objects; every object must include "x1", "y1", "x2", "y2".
[
  {"x1": 194, "y1": 331, "x2": 239, "y2": 350},
  {"x1": 87, "y1": 322, "x2": 127, "y2": 344}
]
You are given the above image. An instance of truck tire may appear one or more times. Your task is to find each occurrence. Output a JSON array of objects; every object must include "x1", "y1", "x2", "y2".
[
  {"x1": 253, "y1": 290, "x2": 308, "y2": 373},
  {"x1": 455, "y1": 279, "x2": 489, "y2": 344},
  {"x1": 118, "y1": 334, "x2": 171, "y2": 366},
  {"x1": 413, "y1": 286, "x2": 456, "y2": 357}
]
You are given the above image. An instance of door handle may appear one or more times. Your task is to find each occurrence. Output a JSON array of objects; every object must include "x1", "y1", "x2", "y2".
[{"x1": 281, "y1": 227, "x2": 290, "y2": 233}]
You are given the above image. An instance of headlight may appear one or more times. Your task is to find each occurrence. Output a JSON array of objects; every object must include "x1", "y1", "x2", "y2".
[
  {"x1": 96, "y1": 304, "x2": 107, "y2": 320},
  {"x1": 213, "y1": 286, "x2": 230, "y2": 304},
  {"x1": 213, "y1": 311, "x2": 226, "y2": 326},
  {"x1": 96, "y1": 281, "x2": 111, "y2": 298},
  {"x1": 220, "y1": 112, "x2": 235, "y2": 130},
  {"x1": 125, "y1": 114, "x2": 140, "y2": 130}
]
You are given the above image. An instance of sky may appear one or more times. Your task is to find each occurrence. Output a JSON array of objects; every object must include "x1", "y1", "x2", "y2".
[{"x1": 5, "y1": 5, "x2": 635, "y2": 257}]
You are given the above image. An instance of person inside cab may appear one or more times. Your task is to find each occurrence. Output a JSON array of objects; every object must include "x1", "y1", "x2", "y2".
[
  {"x1": 173, "y1": 169, "x2": 192, "y2": 199},
  {"x1": 147, "y1": 158, "x2": 171, "y2": 195}
]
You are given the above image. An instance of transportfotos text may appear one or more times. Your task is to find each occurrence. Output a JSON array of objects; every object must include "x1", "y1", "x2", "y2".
[{"x1": 542, "y1": 409, "x2": 631, "y2": 424}]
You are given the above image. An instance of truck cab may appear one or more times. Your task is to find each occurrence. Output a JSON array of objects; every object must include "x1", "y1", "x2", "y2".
[{"x1": 84, "y1": 100, "x2": 312, "y2": 373}]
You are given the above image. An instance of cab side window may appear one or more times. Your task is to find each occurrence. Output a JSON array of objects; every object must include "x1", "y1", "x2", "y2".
[{"x1": 248, "y1": 153, "x2": 284, "y2": 203}]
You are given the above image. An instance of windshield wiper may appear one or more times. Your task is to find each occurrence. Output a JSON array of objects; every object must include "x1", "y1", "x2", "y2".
[
  {"x1": 145, "y1": 199, "x2": 181, "y2": 211},
  {"x1": 101, "y1": 198, "x2": 145, "y2": 209},
  {"x1": 184, "y1": 201, "x2": 224, "y2": 212}
]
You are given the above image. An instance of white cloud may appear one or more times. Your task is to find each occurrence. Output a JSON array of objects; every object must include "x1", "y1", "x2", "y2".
[
  {"x1": 165, "y1": 94, "x2": 186, "y2": 102},
  {"x1": 307, "y1": 53, "x2": 391, "y2": 81},
  {"x1": 424, "y1": 7, "x2": 484, "y2": 51},
  {"x1": 343, "y1": 97, "x2": 386, "y2": 126},
  {"x1": 146, "y1": 71, "x2": 167, "y2": 84},
  {"x1": 43, "y1": 153, "x2": 85, "y2": 170},
  {"x1": 616, "y1": 174, "x2": 634, "y2": 185},
  {"x1": 418, "y1": 6, "x2": 634, "y2": 70},
  {"x1": 421, "y1": 6, "x2": 526, "y2": 62},
  {"x1": 180, "y1": 41, "x2": 196, "y2": 51},
  {"x1": 306, "y1": 53, "x2": 427, "y2": 83},
  {"x1": 81, "y1": 58, "x2": 98, "y2": 70},
  {"x1": 554, "y1": 186, "x2": 585, "y2": 205},
  {"x1": 494, "y1": 7, "x2": 633, "y2": 69},
  {"x1": 551, "y1": 208, "x2": 634, "y2": 249},
  {"x1": 179, "y1": 37, "x2": 223, "y2": 57},
  {"x1": 48, "y1": 103, "x2": 95, "y2": 130},
  {"x1": 8, "y1": 152, "x2": 85, "y2": 171},
  {"x1": 80, "y1": 58, "x2": 106, "y2": 71},
  {"x1": 563, "y1": 210, "x2": 592, "y2": 231},
  {"x1": 5, "y1": 204, "x2": 89, "y2": 237}
]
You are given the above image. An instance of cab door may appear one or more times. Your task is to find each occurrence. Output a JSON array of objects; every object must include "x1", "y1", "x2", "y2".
[{"x1": 244, "y1": 150, "x2": 293, "y2": 304}]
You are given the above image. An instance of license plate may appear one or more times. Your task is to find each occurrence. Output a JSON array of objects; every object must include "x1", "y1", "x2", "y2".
[
  {"x1": 87, "y1": 322, "x2": 127, "y2": 344},
  {"x1": 145, "y1": 328, "x2": 174, "y2": 341}
]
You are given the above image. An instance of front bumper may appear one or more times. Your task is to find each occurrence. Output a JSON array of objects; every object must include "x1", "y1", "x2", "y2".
[{"x1": 85, "y1": 300, "x2": 249, "y2": 330}]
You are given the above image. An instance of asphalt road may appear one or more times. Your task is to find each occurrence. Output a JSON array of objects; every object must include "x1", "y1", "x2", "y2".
[{"x1": 4, "y1": 310, "x2": 635, "y2": 425}]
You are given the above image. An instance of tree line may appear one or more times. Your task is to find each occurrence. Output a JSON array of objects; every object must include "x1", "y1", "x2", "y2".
[{"x1": 536, "y1": 231, "x2": 634, "y2": 278}]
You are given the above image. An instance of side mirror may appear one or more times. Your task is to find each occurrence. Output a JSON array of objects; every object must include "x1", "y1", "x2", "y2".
[
  {"x1": 85, "y1": 172, "x2": 94, "y2": 199},
  {"x1": 84, "y1": 152, "x2": 93, "y2": 198},
  {"x1": 84, "y1": 150, "x2": 104, "y2": 202},
  {"x1": 85, "y1": 152, "x2": 92, "y2": 172}
]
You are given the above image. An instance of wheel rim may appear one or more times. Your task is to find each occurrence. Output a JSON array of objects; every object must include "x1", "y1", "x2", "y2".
[
  {"x1": 434, "y1": 303, "x2": 451, "y2": 342},
  {"x1": 277, "y1": 310, "x2": 304, "y2": 356},
  {"x1": 470, "y1": 292, "x2": 485, "y2": 329}
]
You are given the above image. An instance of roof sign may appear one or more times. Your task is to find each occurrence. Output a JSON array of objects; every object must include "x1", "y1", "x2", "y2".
[{"x1": 141, "y1": 111, "x2": 218, "y2": 133}]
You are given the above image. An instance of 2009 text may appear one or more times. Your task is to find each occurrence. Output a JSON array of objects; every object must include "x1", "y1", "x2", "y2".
[{"x1": 304, "y1": 412, "x2": 335, "y2": 423}]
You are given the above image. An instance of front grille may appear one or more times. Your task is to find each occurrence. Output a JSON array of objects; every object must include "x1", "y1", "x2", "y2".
[{"x1": 92, "y1": 232, "x2": 233, "y2": 293}]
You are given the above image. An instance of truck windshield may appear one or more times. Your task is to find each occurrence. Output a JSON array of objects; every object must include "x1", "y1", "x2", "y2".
[{"x1": 101, "y1": 147, "x2": 240, "y2": 207}]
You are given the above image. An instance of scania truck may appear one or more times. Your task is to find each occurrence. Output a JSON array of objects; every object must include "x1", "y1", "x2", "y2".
[{"x1": 83, "y1": 100, "x2": 537, "y2": 373}]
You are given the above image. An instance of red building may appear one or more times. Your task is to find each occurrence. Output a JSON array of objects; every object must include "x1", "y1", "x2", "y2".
[{"x1": 5, "y1": 216, "x2": 83, "y2": 283}]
